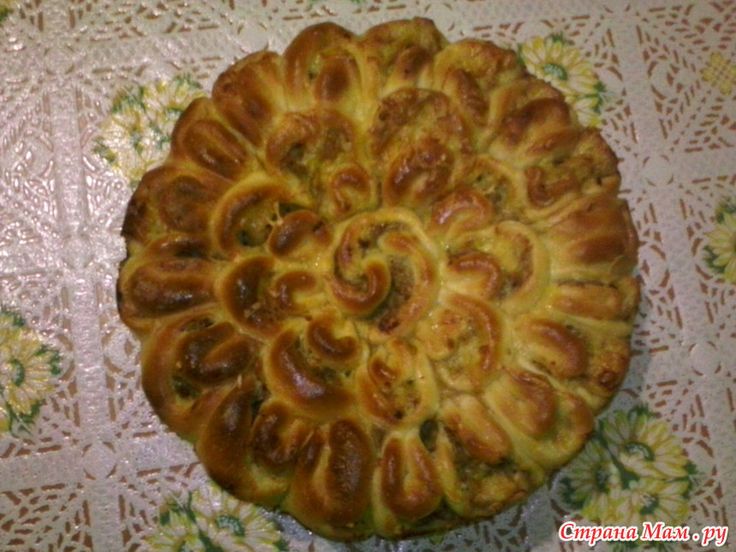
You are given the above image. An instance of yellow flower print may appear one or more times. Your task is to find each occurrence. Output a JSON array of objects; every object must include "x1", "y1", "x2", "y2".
[
  {"x1": 602, "y1": 409, "x2": 690, "y2": 480},
  {"x1": 611, "y1": 477, "x2": 691, "y2": 527},
  {"x1": 702, "y1": 52, "x2": 736, "y2": 96},
  {"x1": 147, "y1": 507, "x2": 202, "y2": 551},
  {"x1": 519, "y1": 34, "x2": 606, "y2": 128},
  {"x1": 148, "y1": 483, "x2": 288, "y2": 551},
  {"x1": 563, "y1": 439, "x2": 622, "y2": 520},
  {"x1": 0, "y1": 0, "x2": 14, "y2": 24},
  {"x1": 0, "y1": 309, "x2": 61, "y2": 435},
  {"x1": 0, "y1": 402, "x2": 8, "y2": 431},
  {"x1": 705, "y1": 199, "x2": 736, "y2": 284},
  {"x1": 95, "y1": 74, "x2": 205, "y2": 186},
  {"x1": 560, "y1": 405, "x2": 697, "y2": 536},
  {"x1": 571, "y1": 94, "x2": 603, "y2": 130},
  {"x1": 1, "y1": 337, "x2": 52, "y2": 415},
  {"x1": 193, "y1": 484, "x2": 287, "y2": 551}
]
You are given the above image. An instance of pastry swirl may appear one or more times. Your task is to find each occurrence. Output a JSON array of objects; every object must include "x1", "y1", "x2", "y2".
[{"x1": 118, "y1": 18, "x2": 639, "y2": 540}]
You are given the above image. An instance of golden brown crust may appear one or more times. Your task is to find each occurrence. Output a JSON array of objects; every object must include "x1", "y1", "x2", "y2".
[{"x1": 117, "y1": 17, "x2": 639, "y2": 540}]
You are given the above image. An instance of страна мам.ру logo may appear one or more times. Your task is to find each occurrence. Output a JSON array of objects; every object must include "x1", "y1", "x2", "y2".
[{"x1": 559, "y1": 521, "x2": 728, "y2": 548}]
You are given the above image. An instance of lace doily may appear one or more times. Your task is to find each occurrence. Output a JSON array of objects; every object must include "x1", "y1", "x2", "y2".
[{"x1": 0, "y1": 1, "x2": 734, "y2": 550}]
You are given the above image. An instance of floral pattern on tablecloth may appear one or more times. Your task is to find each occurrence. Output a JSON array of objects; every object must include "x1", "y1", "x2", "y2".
[
  {"x1": 94, "y1": 75, "x2": 206, "y2": 186},
  {"x1": 560, "y1": 405, "x2": 697, "y2": 550},
  {"x1": 519, "y1": 33, "x2": 606, "y2": 128},
  {"x1": 1, "y1": 1, "x2": 734, "y2": 550},
  {"x1": 702, "y1": 52, "x2": 736, "y2": 96},
  {"x1": 705, "y1": 197, "x2": 736, "y2": 284},
  {"x1": 0, "y1": 0, "x2": 13, "y2": 25},
  {"x1": 147, "y1": 482, "x2": 289, "y2": 552},
  {"x1": 0, "y1": 308, "x2": 61, "y2": 436}
]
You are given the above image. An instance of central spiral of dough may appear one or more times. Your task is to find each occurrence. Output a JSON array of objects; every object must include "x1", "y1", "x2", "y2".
[
  {"x1": 329, "y1": 208, "x2": 439, "y2": 340},
  {"x1": 117, "y1": 18, "x2": 639, "y2": 540}
]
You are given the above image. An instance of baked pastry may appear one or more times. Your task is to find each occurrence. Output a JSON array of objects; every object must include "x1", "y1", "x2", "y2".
[{"x1": 117, "y1": 18, "x2": 639, "y2": 540}]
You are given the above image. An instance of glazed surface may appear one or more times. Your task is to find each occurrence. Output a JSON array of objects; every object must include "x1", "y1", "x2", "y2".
[{"x1": 117, "y1": 18, "x2": 639, "y2": 540}]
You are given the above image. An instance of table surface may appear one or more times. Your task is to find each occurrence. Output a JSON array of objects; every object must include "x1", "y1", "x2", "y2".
[{"x1": 0, "y1": 1, "x2": 734, "y2": 550}]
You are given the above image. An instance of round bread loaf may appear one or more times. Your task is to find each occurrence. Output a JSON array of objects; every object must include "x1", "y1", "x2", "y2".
[{"x1": 117, "y1": 18, "x2": 639, "y2": 540}]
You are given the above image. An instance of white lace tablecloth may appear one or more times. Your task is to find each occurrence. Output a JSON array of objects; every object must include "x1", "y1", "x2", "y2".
[{"x1": 1, "y1": 1, "x2": 734, "y2": 550}]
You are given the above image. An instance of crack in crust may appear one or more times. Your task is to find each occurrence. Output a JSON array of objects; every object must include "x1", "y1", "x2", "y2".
[{"x1": 117, "y1": 18, "x2": 640, "y2": 540}]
